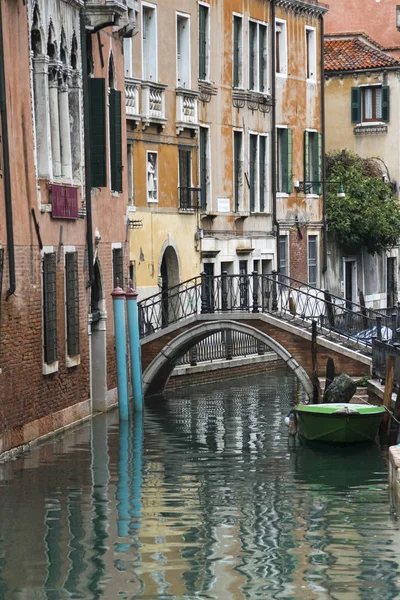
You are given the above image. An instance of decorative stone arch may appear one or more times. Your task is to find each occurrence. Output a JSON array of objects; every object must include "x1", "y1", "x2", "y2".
[
  {"x1": 60, "y1": 27, "x2": 69, "y2": 68},
  {"x1": 30, "y1": 3, "x2": 44, "y2": 57},
  {"x1": 70, "y1": 33, "x2": 79, "y2": 71},
  {"x1": 47, "y1": 21, "x2": 58, "y2": 61},
  {"x1": 142, "y1": 320, "x2": 313, "y2": 398},
  {"x1": 158, "y1": 235, "x2": 182, "y2": 289}
]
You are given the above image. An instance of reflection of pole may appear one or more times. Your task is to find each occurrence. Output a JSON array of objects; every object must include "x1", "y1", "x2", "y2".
[
  {"x1": 116, "y1": 420, "x2": 130, "y2": 552},
  {"x1": 111, "y1": 285, "x2": 129, "y2": 420},
  {"x1": 131, "y1": 411, "x2": 144, "y2": 527},
  {"x1": 126, "y1": 284, "x2": 143, "y2": 412}
]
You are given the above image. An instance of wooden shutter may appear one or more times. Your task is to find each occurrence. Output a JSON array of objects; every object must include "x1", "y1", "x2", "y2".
[
  {"x1": 304, "y1": 130, "x2": 309, "y2": 184},
  {"x1": 259, "y1": 25, "x2": 267, "y2": 92},
  {"x1": 234, "y1": 131, "x2": 241, "y2": 212},
  {"x1": 351, "y1": 87, "x2": 361, "y2": 123},
  {"x1": 89, "y1": 78, "x2": 106, "y2": 188},
  {"x1": 200, "y1": 127, "x2": 207, "y2": 210},
  {"x1": 315, "y1": 133, "x2": 322, "y2": 195},
  {"x1": 110, "y1": 89, "x2": 123, "y2": 193},
  {"x1": 199, "y1": 5, "x2": 207, "y2": 80},
  {"x1": 233, "y1": 17, "x2": 240, "y2": 87},
  {"x1": 43, "y1": 252, "x2": 57, "y2": 364},
  {"x1": 249, "y1": 21, "x2": 256, "y2": 90},
  {"x1": 382, "y1": 86, "x2": 390, "y2": 122},
  {"x1": 282, "y1": 128, "x2": 292, "y2": 194},
  {"x1": 179, "y1": 148, "x2": 191, "y2": 208},
  {"x1": 249, "y1": 134, "x2": 257, "y2": 212},
  {"x1": 112, "y1": 247, "x2": 124, "y2": 289},
  {"x1": 65, "y1": 252, "x2": 80, "y2": 358},
  {"x1": 259, "y1": 136, "x2": 266, "y2": 211},
  {"x1": 312, "y1": 133, "x2": 320, "y2": 195}
]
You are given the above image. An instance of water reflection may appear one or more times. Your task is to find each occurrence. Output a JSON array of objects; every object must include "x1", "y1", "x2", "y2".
[{"x1": 0, "y1": 370, "x2": 398, "y2": 599}]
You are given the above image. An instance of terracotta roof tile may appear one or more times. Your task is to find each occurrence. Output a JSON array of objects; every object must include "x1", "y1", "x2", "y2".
[{"x1": 324, "y1": 36, "x2": 400, "y2": 72}]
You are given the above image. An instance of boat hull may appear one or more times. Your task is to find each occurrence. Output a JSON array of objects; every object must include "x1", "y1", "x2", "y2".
[{"x1": 294, "y1": 403, "x2": 385, "y2": 444}]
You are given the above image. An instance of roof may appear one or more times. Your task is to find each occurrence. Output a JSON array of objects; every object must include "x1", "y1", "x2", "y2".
[{"x1": 324, "y1": 35, "x2": 400, "y2": 72}]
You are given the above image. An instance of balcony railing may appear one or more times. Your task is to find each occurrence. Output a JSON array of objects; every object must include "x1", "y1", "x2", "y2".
[
  {"x1": 142, "y1": 81, "x2": 167, "y2": 130},
  {"x1": 179, "y1": 187, "x2": 201, "y2": 211},
  {"x1": 176, "y1": 89, "x2": 199, "y2": 135},
  {"x1": 125, "y1": 77, "x2": 141, "y2": 125}
]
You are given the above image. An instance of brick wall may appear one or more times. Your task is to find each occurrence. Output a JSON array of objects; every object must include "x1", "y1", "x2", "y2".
[{"x1": 289, "y1": 226, "x2": 308, "y2": 283}]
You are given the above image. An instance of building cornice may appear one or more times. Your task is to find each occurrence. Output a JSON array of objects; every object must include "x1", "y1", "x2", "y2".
[
  {"x1": 275, "y1": 0, "x2": 329, "y2": 17},
  {"x1": 325, "y1": 66, "x2": 400, "y2": 78}
]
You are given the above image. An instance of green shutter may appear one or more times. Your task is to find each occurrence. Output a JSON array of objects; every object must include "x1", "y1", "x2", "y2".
[
  {"x1": 316, "y1": 133, "x2": 322, "y2": 195},
  {"x1": 282, "y1": 128, "x2": 292, "y2": 194},
  {"x1": 66, "y1": 252, "x2": 80, "y2": 358},
  {"x1": 259, "y1": 136, "x2": 266, "y2": 212},
  {"x1": 249, "y1": 134, "x2": 257, "y2": 212},
  {"x1": 200, "y1": 127, "x2": 207, "y2": 210},
  {"x1": 199, "y1": 5, "x2": 207, "y2": 80},
  {"x1": 233, "y1": 17, "x2": 240, "y2": 87},
  {"x1": 43, "y1": 252, "x2": 57, "y2": 364},
  {"x1": 234, "y1": 131, "x2": 241, "y2": 212},
  {"x1": 110, "y1": 89, "x2": 122, "y2": 193},
  {"x1": 304, "y1": 130, "x2": 309, "y2": 184},
  {"x1": 259, "y1": 25, "x2": 266, "y2": 92},
  {"x1": 179, "y1": 148, "x2": 191, "y2": 208},
  {"x1": 312, "y1": 133, "x2": 320, "y2": 195},
  {"x1": 351, "y1": 87, "x2": 361, "y2": 123},
  {"x1": 89, "y1": 78, "x2": 107, "y2": 188},
  {"x1": 249, "y1": 21, "x2": 256, "y2": 90},
  {"x1": 382, "y1": 86, "x2": 390, "y2": 122}
]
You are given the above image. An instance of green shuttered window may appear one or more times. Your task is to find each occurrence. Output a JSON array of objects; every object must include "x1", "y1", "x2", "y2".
[
  {"x1": 110, "y1": 89, "x2": 123, "y2": 193},
  {"x1": 89, "y1": 78, "x2": 107, "y2": 188},
  {"x1": 65, "y1": 252, "x2": 80, "y2": 358},
  {"x1": 233, "y1": 16, "x2": 242, "y2": 88},
  {"x1": 304, "y1": 131, "x2": 322, "y2": 195},
  {"x1": 43, "y1": 252, "x2": 57, "y2": 364},
  {"x1": 276, "y1": 128, "x2": 292, "y2": 194},
  {"x1": 233, "y1": 131, "x2": 242, "y2": 212},
  {"x1": 199, "y1": 4, "x2": 208, "y2": 80},
  {"x1": 249, "y1": 134, "x2": 257, "y2": 212},
  {"x1": 199, "y1": 127, "x2": 208, "y2": 210},
  {"x1": 351, "y1": 86, "x2": 389, "y2": 123},
  {"x1": 113, "y1": 247, "x2": 124, "y2": 289}
]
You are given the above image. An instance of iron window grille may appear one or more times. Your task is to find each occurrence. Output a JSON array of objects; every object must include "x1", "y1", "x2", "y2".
[
  {"x1": 113, "y1": 247, "x2": 124, "y2": 289},
  {"x1": 65, "y1": 252, "x2": 80, "y2": 357},
  {"x1": 43, "y1": 252, "x2": 58, "y2": 364}
]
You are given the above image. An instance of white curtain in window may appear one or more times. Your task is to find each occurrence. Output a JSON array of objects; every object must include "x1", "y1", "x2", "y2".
[
  {"x1": 376, "y1": 88, "x2": 382, "y2": 120},
  {"x1": 364, "y1": 88, "x2": 372, "y2": 119}
]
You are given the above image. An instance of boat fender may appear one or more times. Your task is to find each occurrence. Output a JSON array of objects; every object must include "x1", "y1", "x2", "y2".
[
  {"x1": 285, "y1": 410, "x2": 297, "y2": 437},
  {"x1": 284, "y1": 411, "x2": 291, "y2": 427}
]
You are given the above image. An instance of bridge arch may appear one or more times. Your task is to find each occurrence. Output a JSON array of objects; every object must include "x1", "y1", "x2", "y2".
[{"x1": 142, "y1": 320, "x2": 313, "y2": 398}]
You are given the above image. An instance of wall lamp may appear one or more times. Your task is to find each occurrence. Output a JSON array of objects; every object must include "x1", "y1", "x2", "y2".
[{"x1": 294, "y1": 180, "x2": 345, "y2": 198}]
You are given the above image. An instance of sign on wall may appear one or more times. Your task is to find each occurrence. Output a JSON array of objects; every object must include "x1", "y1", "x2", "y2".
[
  {"x1": 217, "y1": 197, "x2": 230, "y2": 213},
  {"x1": 51, "y1": 185, "x2": 78, "y2": 220}
]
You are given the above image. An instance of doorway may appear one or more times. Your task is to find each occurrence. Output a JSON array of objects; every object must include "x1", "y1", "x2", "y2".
[
  {"x1": 344, "y1": 259, "x2": 357, "y2": 310},
  {"x1": 160, "y1": 246, "x2": 180, "y2": 327},
  {"x1": 387, "y1": 257, "x2": 396, "y2": 308}
]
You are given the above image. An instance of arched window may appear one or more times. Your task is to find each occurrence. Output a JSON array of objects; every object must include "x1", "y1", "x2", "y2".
[
  {"x1": 69, "y1": 33, "x2": 82, "y2": 181},
  {"x1": 58, "y1": 29, "x2": 72, "y2": 180},
  {"x1": 47, "y1": 22, "x2": 62, "y2": 177}
]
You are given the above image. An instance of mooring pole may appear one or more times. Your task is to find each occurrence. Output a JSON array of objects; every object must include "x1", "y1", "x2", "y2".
[
  {"x1": 111, "y1": 284, "x2": 129, "y2": 420},
  {"x1": 116, "y1": 419, "x2": 130, "y2": 551},
  {"x1": 126, "y1": 283, "x2": 143, "y2": 412}
]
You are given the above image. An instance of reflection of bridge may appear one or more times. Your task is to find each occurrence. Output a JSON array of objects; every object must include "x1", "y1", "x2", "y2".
[{"x1": 138, "y1": 273, "x2": 386, "y2": 397}]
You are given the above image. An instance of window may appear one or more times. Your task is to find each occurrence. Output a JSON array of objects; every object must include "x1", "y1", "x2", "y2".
[
  {"x1": 275, "y1": 19, "x2": 287, "y2": 75},
  {"x1": 279, "y1": 235, "x2": 288, "y2": 278},
  {"x1": 89, "y1": 78, "x2": 107, "y2": 188},
  {"x1": 124, "y1": 38, "x2": 133, "y2": 77},
  {"x1": 249, "y1": 21, "x2": 268, "y2": 92},
  {"x1": 199, "y1": 3, "x2": 210, "y2": 81},
  {"x1": 233, "y1": 15, "x2": 243, "y2": 88},
  {"x1": 199, "y1": 126, "x2": 210, "y2": 210},
  {"x1": 233, "y1": 130, "x2": 243, "y2": 212},
  {"x1": 146, "y1": 151, "x2": 158, "y2": 202},
  {"x1": 127, "y1": 141, "x2": 134, "y2": 207},
  {"x1": 179, "y1": 147, "x2": 192, "y2": 209},
  {"x1": 276, "y1": 127, "x2": 292, "y2": 194},
  {"x1": 351, "y1": 86, "x2": 390, "y2": 123},
  {"x1": 109, "y1": 57, "x2": 123, "y2": 193},
  {"x1": 308, "y1": 235, "x2": 318, "y2": 287},
  {"x1": 142, "y1": 3, "x2": 157, "y2": 81},
  {"x1": 112, "y1": 247, "x2": 124, "y2": 289},
  {"x1": 306, "y1": 27, "x2": 316, "y2": 81},
  {"x1": 177, "y1": 13, "x2": 190, "y2": 88},
  {"x1": 304, "y1": 131, "x2": 321, "y2": 194},
  {"x1": 65, "y1": 251, "x2": 80, "y2": 358},
  {"x1": 43, "y1": 251, "x2": 57, "y2": 365},
  {"x1": 249, "y1": 133, "x2": 268, "y2": 212}
]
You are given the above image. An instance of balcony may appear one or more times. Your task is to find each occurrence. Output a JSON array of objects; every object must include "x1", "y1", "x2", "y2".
[
  {"x1": 84, "y1": 0, "x2": 128, "y2": 32},
  {"x1": 125, "y1": 77, "x2": 141, "y2": 127},
  {"x1": 141, "y1": 81, "x2": 167, "y2": 131},
  {"x1": 176, "y1": 89, "x2": 199, "y2": 135},
  {"x1": 179, "y1": 187, "x2": 201, "y2": 212}
]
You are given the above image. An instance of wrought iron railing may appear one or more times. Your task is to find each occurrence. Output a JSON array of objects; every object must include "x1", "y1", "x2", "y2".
[
  {"x1": 138, "y1": 271, "x2": 394, "y2": 353},
  {"x1": 177, "y1": 331, "x2": 267, "y2": 365},
  {"x1": 372, "y1": 338, "x2": 400, "y2": 389},
  {"x1": 178, "y1": 187, "x2": 201, "y2": 211}
]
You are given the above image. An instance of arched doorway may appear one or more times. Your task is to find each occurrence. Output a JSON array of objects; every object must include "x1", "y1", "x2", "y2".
[
  {"x1": 90, "y1": 259, "x2": 108, "y2": 412},
  {"x1": 160, "y1": 246, "x2": 180, "y2": 327}
]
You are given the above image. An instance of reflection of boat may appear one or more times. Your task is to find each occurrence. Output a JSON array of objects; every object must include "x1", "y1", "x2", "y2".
[{"x1": 294, "y1": 403, "x2": 385, "y2": 444}]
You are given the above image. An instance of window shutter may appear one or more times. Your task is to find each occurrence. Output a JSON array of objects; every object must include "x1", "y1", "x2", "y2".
[
  {"x1": 316, "y1": 132, "x2": 322, "y2": 195},
  {"x1": 249, "y1": 134, "x2": 257, "y2": 212},
  {"x1": 312, "y1": 133, "x2": 320, "y2": 194},
  {"x1": 200, "y1": 128, "x2": 207, "y2": 210},
  {"x1": 249, "y1": 22, "x2": 256, "y2": 90},
  {"x1": 199, "y1": 5, "x2": 207, "y2": 80},
  {"x1": 233, "y1": 17, "x2": 240, "y2": 87},
  {"x1": 112, "y1": 247, "x2": 124, "y2": 289},
  {"x1": 282, "y1": 128, "x2": 292, "y2": 194},
  {"x1": 89, "y1": 78, "x2": 107, "y2": 188},
  {"x1": 382, "y1": 86, "x2": 390, "y2": 122},
  {"x1": 110, "y1": 89, "x2": 123, "y2": 193},
  {"x1": 65, "y1": 252, "x2": 80, "y2": 358},
  {"x1": 234, "y1": 131, "x2": 241, "y2": 212},
  {"x1": 43, "y1": 252, "x2": 57, "y2": 364},
  {"x1": 351, "y1": 87, "x2": 361, "y2": 123},
  {"x1": 259, "y1": 136, "x2": 266, "y2": 212},
  {"x1": 179, "y1": 148, "x2": 191, "y2": 208},
  {"x1": 259, "y1": 25, "x2": 266, "y2": 92},
  {"x1": 304, "y1": 130, "x2": 309, "y2": 183}
]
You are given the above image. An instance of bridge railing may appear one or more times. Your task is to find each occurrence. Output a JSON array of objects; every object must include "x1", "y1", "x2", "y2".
[
  {"x1": 138, "y1": 271, "x2": 393, "y2": 352},
  {"x1": 176, "y1": 331, "x2": 268, "y2": 365}
]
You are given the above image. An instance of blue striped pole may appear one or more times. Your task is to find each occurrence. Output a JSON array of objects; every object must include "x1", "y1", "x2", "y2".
[
  {"x1": 126, "y1": 283, "x2": 143, "y2": 412},
  {"x1": 111, "y1": 285, "x2": 129, "y2": 421}
]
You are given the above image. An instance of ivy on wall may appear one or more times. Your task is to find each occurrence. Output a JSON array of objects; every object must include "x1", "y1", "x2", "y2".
[{"x1": 326, "y1": 150, "x2": 400, "y2": 255}]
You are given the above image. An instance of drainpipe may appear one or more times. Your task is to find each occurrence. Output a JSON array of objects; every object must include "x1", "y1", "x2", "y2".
[
  {"x1": 80, "y1": 8, "x2": 95, "y2": 286},
  {"x1": 320, "y1": 13, "x2": 328, "y2": 279},
  {"x1": 271, "y1": 0, "x2": 279, "y2": 271},
  {"x1": 0, "y1": 2, "x2": 16, "y2": 298}
]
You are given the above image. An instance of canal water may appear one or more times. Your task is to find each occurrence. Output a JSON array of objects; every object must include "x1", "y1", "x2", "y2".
[{"x1": 0, "y1": 368, "x2": 399, "y2": 599}]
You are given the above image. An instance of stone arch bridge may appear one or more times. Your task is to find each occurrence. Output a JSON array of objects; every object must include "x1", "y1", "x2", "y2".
[{"x1": 138, "y1": 273, "x2": 386, "y2": 397}]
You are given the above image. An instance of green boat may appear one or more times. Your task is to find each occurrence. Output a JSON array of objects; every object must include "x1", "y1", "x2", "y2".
[{"x1": 293, "y1": 403, "x2": 386, "y2": 444}]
